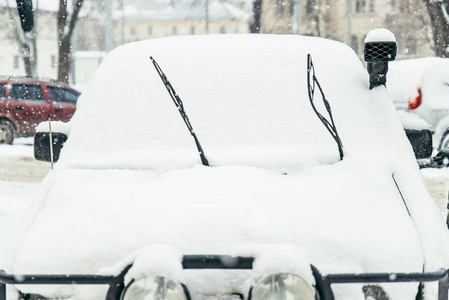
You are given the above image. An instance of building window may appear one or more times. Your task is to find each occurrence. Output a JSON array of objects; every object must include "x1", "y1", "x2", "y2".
[
  {"x1": 369, "y1": 0, "x2": 374, "y2": 13},
  {"x1": 51, "y1": 55, "x2": 56, "y2": 68},
  {"x1": 130, "y1": 26, "x2": 136, "y2": 39},
  {"x1": 289, "y1": 0, "x2": 295, "y2": 16},
  {"x1": 405, "y1": 37, "x2": 416, "y2": 55},
  {"x1": 275, "y1": 1, "x2": 285, "y2": 16},
  {"x1": 350, "y1": 35, "x2": 359, "y2": 54},
  {"x1": 50, "y1": 19, "x2": 56, "y2": 37},
  {"x1": 306, "y1": 0, "x2": 315, "y2": 15},
  {"x1": 355, "y1": 0, "x2": 366, "y2": 13},
  {"x1": 391, "y1": 0, "x2": 396, "y2": 12},
  {"x1": 13, "y1": 56, "x2": 19, "y2": 69},
  {"x1": 399, "y1": 0, "x2": 408, "y2": 12}
]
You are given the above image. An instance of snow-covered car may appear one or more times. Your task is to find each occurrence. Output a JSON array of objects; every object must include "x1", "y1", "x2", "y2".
[
  {"x1": 1, "y1": 34, "x2": 449, "y2": 300},
  {"x1": 387, "y1": 57, "x2": 449, "y2": 152}
]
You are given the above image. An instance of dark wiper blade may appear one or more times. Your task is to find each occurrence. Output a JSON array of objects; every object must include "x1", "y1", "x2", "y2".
[
  {"x1": 307, "y1": 54, "x2": 344, "y2": 160},
  {"x1": 150, "y1": 56, "x2": 209, "y2": 167}
]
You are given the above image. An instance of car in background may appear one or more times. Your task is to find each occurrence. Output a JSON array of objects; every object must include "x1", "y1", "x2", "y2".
[
  {"x1": 0, "y1": 76, "x2": 79, "y2": 144},
  {"x1": 387, "y1": 57, "x2": 449, "y2": 152},
  {"x1": 2, "y1": 33, "x2": 449, "y2": 300}
]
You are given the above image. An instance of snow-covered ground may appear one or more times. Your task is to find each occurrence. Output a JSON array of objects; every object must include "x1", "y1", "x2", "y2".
[
  {"x1": 422, "y1": 167, "x2": 449, "y2": 215},
  {"x1": 0, "y1": 180, "x2": 40, "y2": 265},
  {"x1": 0, "y1": 138, "x2": 48, "y2": 266}
]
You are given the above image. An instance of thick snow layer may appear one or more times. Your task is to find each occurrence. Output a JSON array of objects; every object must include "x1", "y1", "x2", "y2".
[
  {"x1": 6, "y1": 35, "x2": 449, "y2": 300},
  {"x1": 0, "y1": 180, "x2": 37, "y2": 265},
  {"x1": 35, "y1": 121, "x2": 71, "y2": 135},
  {"x1": 364, "y1": 28, "x2": 396, "y2": 43},
  {"x1": 57, "y1": 35, "x2": 386, "y2": 171},
  {"x1": 102, "y1": 245, "x2": 186, "y2": 285},
  {"x1": 396, "y1": 110, "x2": 429, "y2": 130},
  {"x1": 7, "y1": 165, "x2": 425, "y2": 299},
  {"x1": 388, "y1": 57, "x2": 449, "y2": 110}
]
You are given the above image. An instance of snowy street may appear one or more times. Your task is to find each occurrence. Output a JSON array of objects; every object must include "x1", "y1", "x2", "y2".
[
  {"x1": 0, "y1": 138, "x2": 49, "y2": 266},
  {"x1": 0, "y1": 138, "x2": 448, "y2": 268},
  {"x1": 422, "y1": 168, "x2": 449, "y2": 215}
]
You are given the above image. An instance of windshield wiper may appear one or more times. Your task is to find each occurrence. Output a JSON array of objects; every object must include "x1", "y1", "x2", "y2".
[
  {"x1": 307, "y1": 54, "x2": 344, "y2": 160},
  {"x1": 150, "y1": 56, "x2": 209, "y2": 166}
]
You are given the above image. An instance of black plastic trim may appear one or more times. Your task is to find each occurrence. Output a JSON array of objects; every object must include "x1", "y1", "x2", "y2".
[
  {"x1": 1, "y1": 257, "x2": 449, "y2": 300},
  {"x1": 182, "y1": 255, "x2": 254, "y2": 269}
]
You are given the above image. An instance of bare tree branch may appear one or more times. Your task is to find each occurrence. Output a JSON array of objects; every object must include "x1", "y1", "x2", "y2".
[
  {"x1": 423, "y1": 0, "x2": 449, "y2": 57},
  {"x1": 57, "y1": 0, "x2": 85, "y2": 83}
]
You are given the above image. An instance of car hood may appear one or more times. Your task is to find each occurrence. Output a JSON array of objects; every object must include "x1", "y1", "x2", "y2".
[{"x1": 5, "y1": 162, "x2": 425, "y2": 298}]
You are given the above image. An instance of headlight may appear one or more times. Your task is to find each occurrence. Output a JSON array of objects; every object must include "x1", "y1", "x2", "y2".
[
  {"x1": 250, "y1": 273, "x2": 315, "y2": 300},
  {"x1": 121, "y1": 276, "x2": 188, "y2": 300}
]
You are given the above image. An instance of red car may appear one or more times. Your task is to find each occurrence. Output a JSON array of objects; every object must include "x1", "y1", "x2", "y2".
[{"x1": 0, "y1": 77, "x2": 79, "y2": 144}]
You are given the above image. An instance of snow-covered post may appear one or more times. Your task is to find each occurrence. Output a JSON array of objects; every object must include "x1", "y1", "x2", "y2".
[{"x1": 363, "y1": 29, "x2": 397, "y2": 90}]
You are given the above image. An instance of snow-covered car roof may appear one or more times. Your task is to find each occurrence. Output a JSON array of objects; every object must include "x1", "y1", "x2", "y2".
[
  {"x1": 46, "y1": 35, "x2": 419, "y2": 170},
  {"x1": 6, "y1": 35, "x2": 449, "y2": 300}
]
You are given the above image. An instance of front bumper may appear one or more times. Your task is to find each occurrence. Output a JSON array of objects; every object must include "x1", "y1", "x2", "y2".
[{"x1": 1, "y1": 255, "x2": 448, "y2": 300}]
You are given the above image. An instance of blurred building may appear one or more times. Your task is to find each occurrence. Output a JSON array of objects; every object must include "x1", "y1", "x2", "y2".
[
  {"x1": 0, "y1": 0, "x2": 250, "y2": 86},
  {"x1": 261, "y1": 0, "x2": 434, "y2": 58},
  {"x1": 74, "y1": 0, "x2": 250, "y2": 51},
  {"x1": 0, "y1": 0, "x2": 437, "y2": 86},
  {"x1": 0, "y1": 2, "x2": 59, "y2": 79}
]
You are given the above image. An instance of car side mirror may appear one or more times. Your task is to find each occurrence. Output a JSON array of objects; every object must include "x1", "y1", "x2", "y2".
[
  {"x1": 34, "y1": 132, "x2": 68, "y2": 162},
  {"x1": 434, "y1": 149, "x2": 449, "y2": 166},
  {"x1": 363, "y1": 29, "x2": 397, "y2": 90},
  {"x1": 405, "y1": 129, "x2": 432, "y2": 159}
]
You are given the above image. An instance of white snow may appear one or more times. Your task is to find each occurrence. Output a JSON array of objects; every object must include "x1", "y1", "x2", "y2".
[
  {"x1": 247, "y1": 245, "x2": 315, "y2": 287},
  {"x1": 35, "y1": 121, "x2": 71, "y2": 135},
  {"x1": 396, "y1": 110, "x2": 429, "y2": 130},
  {"x1": 0, "y1": 181, "x2": 38, "y2": 265},
  {"x1": 3, "y1": 35, "x2": 449, "y2": 300},
  {"x1": 388, "y1": 57, "x2": 449, "y2": 111},
  {"x1": 387, "y1": 57, "x2": 449, "y2": 148},
  {"x1": 364, "y1": 28, "x2": 396, "y2": 43},
  {"x1": 0, "y1": 143, "x2": 32, "y2": 158},
  {"x1": 101, "y1": 245, "x2": 185, "y2": 285},
  {"x1": 0, "y1": 138, "x2": 39, "y2": 265}
]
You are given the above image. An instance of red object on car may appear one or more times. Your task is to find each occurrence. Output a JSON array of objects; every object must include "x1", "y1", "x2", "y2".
[
  {"x1": 408, "y1": 87, "x2": 422, "y2": 110},
  {"x1": 0, "y1": 77, "x2": 79, "y2": 144}
]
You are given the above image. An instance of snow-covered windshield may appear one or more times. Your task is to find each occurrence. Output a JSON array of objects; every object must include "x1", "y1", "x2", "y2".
[{"x1": 55, "y1": 34, "x2": 403, "y2": 172}]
